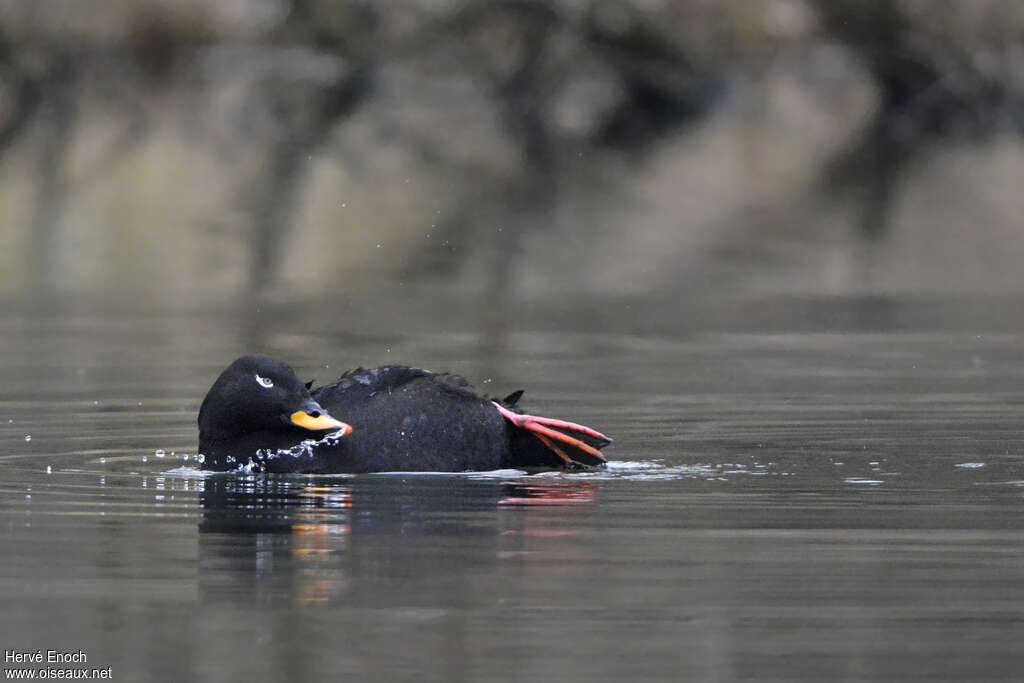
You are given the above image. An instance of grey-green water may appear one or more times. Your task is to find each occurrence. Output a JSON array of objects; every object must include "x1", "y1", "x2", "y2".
[{"x1": 2, "y1": 295, "x2": 1023, "y2": 682}]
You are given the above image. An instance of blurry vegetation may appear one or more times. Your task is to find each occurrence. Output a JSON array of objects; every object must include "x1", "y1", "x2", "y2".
[
  {"x1": 1, "y1": 0, "x2": 1023, "y2": 312},
  {"x1": 814, "y1": 0, "x2": 1024, "y2": 237}
]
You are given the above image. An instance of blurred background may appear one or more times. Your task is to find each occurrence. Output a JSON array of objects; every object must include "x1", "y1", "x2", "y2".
[
  {"x1": 3, "y1": 0, "x2": 1024, "y2": 332},
  {"x1": 4, "y1": 5, "x2": 1024, "y2": 681}
]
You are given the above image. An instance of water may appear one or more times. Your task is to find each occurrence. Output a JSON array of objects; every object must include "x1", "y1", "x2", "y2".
[{"x1": 2, "y1": 295, "x2": 1024, "y2": 681}]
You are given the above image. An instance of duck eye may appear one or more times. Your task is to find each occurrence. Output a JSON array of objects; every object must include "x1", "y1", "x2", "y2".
[{"x1": 255, "y1": 374, "x2": 274, "y2": 388}]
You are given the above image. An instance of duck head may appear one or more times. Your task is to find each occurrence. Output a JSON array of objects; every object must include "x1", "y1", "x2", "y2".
[{"x1": 198, "y1": 355, "x2": 351, "y2": 463}]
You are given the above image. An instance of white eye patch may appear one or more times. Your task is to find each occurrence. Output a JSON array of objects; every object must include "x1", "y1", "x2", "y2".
[{"x1": 255, "y1": 374, "x2": 274, "y2": 388}]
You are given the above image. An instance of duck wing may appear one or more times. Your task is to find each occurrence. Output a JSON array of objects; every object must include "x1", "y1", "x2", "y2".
[{"x1": 311, "y1": 366, "x2": 482, "y2": 405}]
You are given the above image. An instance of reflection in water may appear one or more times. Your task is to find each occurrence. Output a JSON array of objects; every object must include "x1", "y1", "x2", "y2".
[
  {"x1": 198, "y1": 475, "x2": 601, "y2": 605},
  {"x1": 4, "y1": 310, "x2": 1024, "y2": 681}
]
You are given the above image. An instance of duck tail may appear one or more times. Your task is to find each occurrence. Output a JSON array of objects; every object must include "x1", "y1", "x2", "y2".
[{"x1": 493, "y1": 400, "x2": 611, "y2": 468}]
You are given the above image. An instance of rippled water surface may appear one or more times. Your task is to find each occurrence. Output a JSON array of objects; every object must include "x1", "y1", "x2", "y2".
[{"x1": 2, "y1": 297, "x2": 1024, "y2": 681}]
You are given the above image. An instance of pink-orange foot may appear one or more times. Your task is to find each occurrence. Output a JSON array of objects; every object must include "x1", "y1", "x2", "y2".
[{"x1": 493, "y1": 402, "x2": 611, "y2": 467}]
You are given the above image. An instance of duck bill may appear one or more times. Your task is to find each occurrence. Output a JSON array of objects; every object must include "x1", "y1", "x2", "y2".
[{"x1": 289, "y1": 410, "x2": 353, "y2": 435}]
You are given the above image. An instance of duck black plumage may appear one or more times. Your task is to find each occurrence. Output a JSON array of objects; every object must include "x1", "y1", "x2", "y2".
[{"x1": 198, "y1": 355, "x2": 611, "y2": 473}]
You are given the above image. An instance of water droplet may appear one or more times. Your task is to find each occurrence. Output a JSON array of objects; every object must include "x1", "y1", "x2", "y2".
[
  {"x1": 99, "y1": 458, "x2": 106, "y2": 464},
  {"x1": 142, "y1": 456, "x2": 148, "y2": 463},
  {"x1": 24, "y1": 435, "x2": 31, "y2": 442},
  {"x1": 341, "y1": 202, "x2": 347, "y2": 207},
  {"x1": 376, "y1": 243, "x2": 382, "y2": 248},
  {"x1": 45, "y1": 466, "x2": 52, "y2": 475},
  {"x1": 154, "y1": 449, "x2": 165, "y2": 457}
]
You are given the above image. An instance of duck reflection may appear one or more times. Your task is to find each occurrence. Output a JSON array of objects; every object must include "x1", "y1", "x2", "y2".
[{"x1": 198, "y1": 475, "x2": 600, "y2": 605}]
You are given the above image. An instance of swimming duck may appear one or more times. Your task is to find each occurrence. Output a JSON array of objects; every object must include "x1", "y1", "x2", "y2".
[{"x1": 198, "y1": 355, "x2": 611, "y2": 473}]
